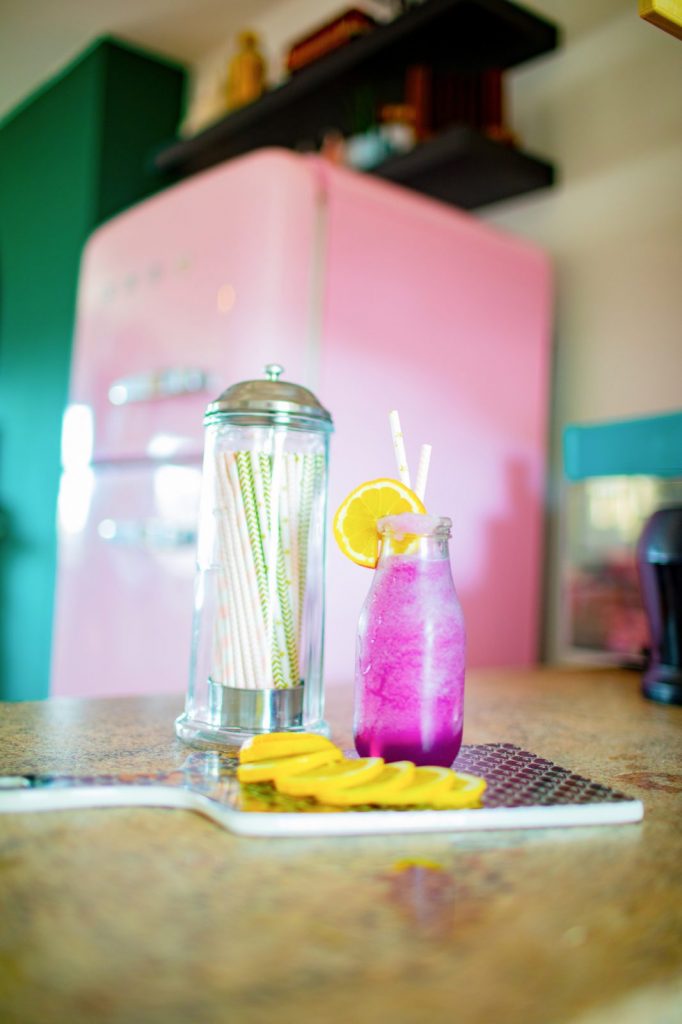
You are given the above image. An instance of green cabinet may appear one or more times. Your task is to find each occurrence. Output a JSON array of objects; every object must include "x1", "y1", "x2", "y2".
[{"x1": 0, "y1": 39, "x2": 184, "y2": 699}]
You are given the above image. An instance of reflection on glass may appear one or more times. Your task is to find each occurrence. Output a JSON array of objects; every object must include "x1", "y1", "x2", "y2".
[
  {"x1": 153, "y1": 464, "x2": 202, "y2": 524},
  {"x1": 97, "y1": 518, "x2": 116, "y2": 541},
  {"x1": 564, "y1": 475, "x2": 682, "y2": 662},
  {"x1": 148, "y1": 433, "x2": 183, "y2": 459},
  {"x1": 58, "y1": 469, "x2": 95, "y2": 535},
  {"x1": 61, "y1": 404, "x2": 94, "y2": 469},
  {"x1": 108, "y1": 384, "x2": 128, "y2": 406}
]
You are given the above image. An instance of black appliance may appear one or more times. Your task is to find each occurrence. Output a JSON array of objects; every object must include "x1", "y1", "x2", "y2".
[{"x1": 637, "y1": 506, "x2": 682, "y2": 704}]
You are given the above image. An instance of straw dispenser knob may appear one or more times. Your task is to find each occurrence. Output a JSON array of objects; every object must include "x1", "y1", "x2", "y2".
[{"x1": 176, "y1": 366, "x2": 334, "y2": 749}]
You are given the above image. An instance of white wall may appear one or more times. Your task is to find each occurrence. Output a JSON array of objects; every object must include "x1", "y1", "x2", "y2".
[
  {"x1": 482, "y1": 0, "x2": 682, "y2": 657},
  {"x1": 182, "y1": 0, "x2": 388, "y2": 134},
  {"x1": 190, "y1": 0, "x2": 682, "y2": 659}
]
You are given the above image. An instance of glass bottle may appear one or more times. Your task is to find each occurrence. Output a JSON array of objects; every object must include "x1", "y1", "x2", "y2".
[
  {"x1": 354, "y1": 513, "x2": 466, "y2": 767},
  {"x1": 176, "y1": 364, "x2": 333, "y2": 748}
]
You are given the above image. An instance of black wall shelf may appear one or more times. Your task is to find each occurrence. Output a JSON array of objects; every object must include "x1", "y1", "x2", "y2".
[
  {"x1": 154, "y1": 0, "x2": 559, "y2": 210},
  {"x1": 376, "y1": 125, "x2": 554, "y2": 209}
]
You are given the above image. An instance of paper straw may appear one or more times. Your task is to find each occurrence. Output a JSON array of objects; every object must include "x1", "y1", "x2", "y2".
[
  {"x1": 257, "y1": 447, "x2": 296, "y2": 689},
  {"x1": 215, "y1": 515, "x2": 246, "y2": 689},
  {"x1": 389, "y1": 410, "x2": 411, "y2": 487},
  {"x1": 215, "y1": 466, "x2": 257, "y2": 689},
  {"x1": 272, "y1": 491, "x2": 299, "y2": 684},
  {"x1": 297, "y1": 453, "x2": 316, "y2": 632},
  {"x1": 235, "y1": 450, "x2": 274, "y2": 688},
  {"x1": 279, "y1": 457, "x2": 299, "y2": 661},
  {"x1": 211, "y1": 574, "x2": 233, "y2": 686},
  {"x1": 249, "y1": 450, "x2": 291, "y2": 689},
  {"x1": 285, "y1": 453, "x2": 300, "y2": 638},
  {"x1": 235, "y1": 453, "x2": 270, "y2": 623},
  {"x1": 246, "y1": 452, "x2": 286, "y2": 692},
  {"x1": 224, "y1": 455, "x2": 269, "y2": 686},
  {"x1": 221, "y1": 454, "x2": 270, "y2": 686},
  {"x1": 210, "y1": 519, "x2": 235, "y2": 686},
  {"x1": 414, "y1": 443, "x2": 432, "y2": 503},
  {"x1": 213, "y1": 475, "x2": 238, "y2": 683}
]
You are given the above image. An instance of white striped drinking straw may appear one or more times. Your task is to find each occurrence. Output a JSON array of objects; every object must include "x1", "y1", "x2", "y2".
[
  {"x1": 389, "y1": 409, "x2": 411, "y2": 488},
  {"x1": 415, "y1": 443, "x2": 432, "y2": 503},
  {"x1": 389, "y1": 412, "x2": 432, "y2": 502}
]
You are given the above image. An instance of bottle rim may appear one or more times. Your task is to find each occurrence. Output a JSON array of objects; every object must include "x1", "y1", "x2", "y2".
[{"x1": 378, "y1": 513, "x2": 452, "y2": 538}]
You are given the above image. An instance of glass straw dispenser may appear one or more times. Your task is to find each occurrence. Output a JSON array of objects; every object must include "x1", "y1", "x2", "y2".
[{"x1": 176, "y1": 364, "x2": 333, "y2": 748}]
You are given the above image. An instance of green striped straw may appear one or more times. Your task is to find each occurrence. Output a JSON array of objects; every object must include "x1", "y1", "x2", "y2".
[
  {"x1": 285, "y1": 453, "x2": 301, "y2": 636},
  {"x1": 297, "y1": 452, "x2": 317, "y2": 628},
  {"x1": 248, "y1": 450, "x2": 289, "y2": 689},
  {"x1": 223, "y1": 453, "x2": 268, "y2": 685},
  {"x1": 215, "y1": 465, "x2": 257, "y2": 688},
  {"x1": 235, "y1": 451, "x2": 285, "y2": 688},
  {"x1": 220, "y1": 454, "x2": 271, "y2": 688},
  {"x1": 258, "y1": 451, "x2": 299, "y2": 687}
]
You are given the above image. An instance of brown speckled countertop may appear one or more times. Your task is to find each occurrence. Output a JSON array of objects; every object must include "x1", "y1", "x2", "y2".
[{"x1": 1, "y1": 667, "x2": 681, "y2": 1024}]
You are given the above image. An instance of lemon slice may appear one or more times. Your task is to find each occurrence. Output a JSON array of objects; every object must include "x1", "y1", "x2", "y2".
[
  {"x1": 333, "y1": 478, "x2": 426, "y2": 568},
  {"x1": 319, "y1": 761, "x2": 416, "y2": 806},
  {"x1": 275, "y1": 757, "x2": 385, "y2": 797},
  {"x1": 429, "y1": 772, "x2": 487, "y2": 809},
  {"x1": 239, "y1": 733, "x2": 337, "y2": 764},
  {"x1": 237, "y1": 748, "x2": 342, "y2": 784},
  {"x1": 242, "y1": 731, "x2": 325, "y2": 748},
  {"x1": 375, "y1": 766, "x2": 457, "y2": 807}
]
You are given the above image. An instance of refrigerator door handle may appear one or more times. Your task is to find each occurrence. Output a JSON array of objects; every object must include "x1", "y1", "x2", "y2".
[
  {"x1": 108, "y1": 368, "x2": 213, "y2": 405},
  {"x1": 98, "y1": 518, "x2": 197, "y2": 549}
]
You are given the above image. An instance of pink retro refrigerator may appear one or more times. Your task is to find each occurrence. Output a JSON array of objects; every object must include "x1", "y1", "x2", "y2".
[{"x1": 51, "y1": 148, "x2": 551, "y2": 698}]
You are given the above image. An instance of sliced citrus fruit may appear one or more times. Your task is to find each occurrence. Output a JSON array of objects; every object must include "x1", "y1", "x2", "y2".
[
  {"x1": 275, "y1": 757, "x2": 385, "y2": 796},
  {"x1": 429, "y1": 772, "x2": 487, "y2": 809},
  {"x1": 242, "y1": 731, "x2": 325, "y2": 748},
  {"x1": 239, "y1": 733, "x2": 337, "y2": 764},
  {"x1": 237, "y1": 748, "x2": 342, "y2": 784},
  {"x1": 333, "y1": 478, "x2": 426, "y2": 568},
  {"x1": 318, "y1": 761, "x2": 417, "y2": 806},
  {"x1": 374, "y1": 766, "x2": 457, "y2": 807}
]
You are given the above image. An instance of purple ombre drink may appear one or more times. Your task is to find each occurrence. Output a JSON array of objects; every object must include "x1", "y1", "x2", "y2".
[{"x1": 354, "y1": 514, "x2": 465, "y2": 767}]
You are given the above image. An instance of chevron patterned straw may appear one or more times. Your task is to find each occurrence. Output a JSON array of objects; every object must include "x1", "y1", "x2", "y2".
[
  {"x1": 211, "y1": 441, "x2": 322, "y2": 693},
  {"x1": 236, "y1": 451, "x2": 287, "y2": 689},
  {"x1": 257, "y1": 448, "x2": 296, "y2": 689},
  {"x1": 297, "y1": 453, "x2": 316, "y2": 634},
  {"x1": 224, "y1": 456, "x2": 269, "y2": 685},
  {"x1": 249, "y1": 450, "x2": 291, "y2": 689},
  {"x1": 283, "y1": 455, "x2": 299, "y2": 633},
  {"x1": 220, "y1": 454, "x2": 269, "y2": 686},
  {"x1": 259, "y1": 451, "x2": 298, "y2": 685},
  {"x1": 235, "y1": 452, "x2": 270, "y2": 625}
]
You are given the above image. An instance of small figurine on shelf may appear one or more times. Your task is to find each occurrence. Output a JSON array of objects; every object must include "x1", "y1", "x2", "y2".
[
  {"x1": 285, "y1": 9, "x2": 376, "y2": 74},
  {"x1": 345, "y1": 128, "x2": 391, "y2": 170},
  {"x1": 226, "y1": 30, "x2": 267, "y2": 111},
  {"x1": 378, "y1": 104, "x2": 417, "y2": 156},
  {"x1": 405, "y1": 65, "x2": 432, "y2": 141},
  {"x1": 480, "y1": 69, "x2": 518, "y2": 147},
  {"x1": 320, "y1": 128, "x2": 346, "y2": 165}
]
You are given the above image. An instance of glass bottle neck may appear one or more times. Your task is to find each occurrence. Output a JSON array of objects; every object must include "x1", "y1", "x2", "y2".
[{"x1": 378, "y1": 531, "x2": 450, "y2": 563}]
